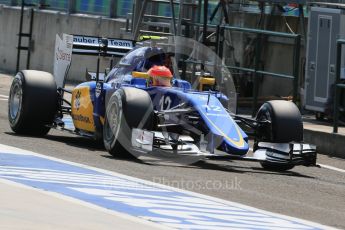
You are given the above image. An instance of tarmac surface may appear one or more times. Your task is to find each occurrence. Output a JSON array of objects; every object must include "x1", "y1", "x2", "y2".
[{"x1": 0, "y1": 73, "x2": 344, "y2": 229}]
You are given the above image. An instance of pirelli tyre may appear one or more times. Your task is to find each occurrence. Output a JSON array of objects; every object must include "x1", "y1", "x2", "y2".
[
  {"x1": 255, "y1": 100, "x2": 303, "y2": 171},
  {"x1": 8, "y1": 70, "x2": 57, "y2": 136},
  {"x1": 103, "y1": 87, "x2": 153, "y2": 157}
]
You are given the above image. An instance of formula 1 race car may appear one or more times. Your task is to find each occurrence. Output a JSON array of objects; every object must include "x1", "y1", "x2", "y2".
[{"x1": 8, "y1": 34, "x2": 317, "y2": 171}]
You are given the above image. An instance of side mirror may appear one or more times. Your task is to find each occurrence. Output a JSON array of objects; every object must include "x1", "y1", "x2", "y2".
[
  {"x1": 199, "y1": 76, "x2": 215, "y2": 91},
  {"x1": 132, "y1": 71, "x2": 150, "y2": 80}
]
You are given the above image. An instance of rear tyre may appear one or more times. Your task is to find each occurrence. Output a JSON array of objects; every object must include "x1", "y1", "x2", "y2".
[
  {"x1": 103, "y1": 87, "x2": 153, "y2": 157},
  {"x1": 8, "y1": 70, "x2": 57, "y2": 136},
  {"x1": 255, "y1": 100, "x2": 303, "y2": 171}
]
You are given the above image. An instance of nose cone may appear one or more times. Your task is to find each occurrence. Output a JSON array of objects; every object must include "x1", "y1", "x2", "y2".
[
  {"x1": 222, "y1": 126, "x2": 249, "y2": 155},
  {"x1": 189, "y1": 93, "x2": 249, "y2": 155}
]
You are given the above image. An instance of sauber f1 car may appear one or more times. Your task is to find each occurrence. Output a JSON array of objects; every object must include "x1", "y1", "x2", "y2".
[{"x1": 8, "y1": 34, "x2": 317, "y2": 171}]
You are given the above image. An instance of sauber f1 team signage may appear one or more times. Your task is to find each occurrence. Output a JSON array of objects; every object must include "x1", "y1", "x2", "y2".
[{"x1": 73, "y1": 35, "x2": 134, "y2": 49}]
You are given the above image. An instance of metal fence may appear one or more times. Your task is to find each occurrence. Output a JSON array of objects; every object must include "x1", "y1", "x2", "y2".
[
  {"x1": 184, "y1": 22, "x2": 301, "y2": 116},
  {"x1": 222, "y1": 26, "x2": 301, "y2": 116}
]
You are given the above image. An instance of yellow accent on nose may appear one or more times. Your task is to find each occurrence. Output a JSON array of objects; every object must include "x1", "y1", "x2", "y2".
[{"x1": 201, "y1": 111, "x2": 245, "y2": 148}]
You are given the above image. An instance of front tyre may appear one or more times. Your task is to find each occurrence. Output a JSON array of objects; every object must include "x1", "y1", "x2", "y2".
[
  {"x1": 255, "y1": 100, "x2": 303, "y2": 171},
  {"x1": 103, "y1": 87, "x2": 153, "y2": 157},
  {"x1": 8, "y1": 70, "x2": 57, "y2": 136}
]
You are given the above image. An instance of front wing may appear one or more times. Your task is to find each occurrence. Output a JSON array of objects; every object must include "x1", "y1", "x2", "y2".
[{"x1": 130, "y1": 128, "x2": 317, "y2": 167}]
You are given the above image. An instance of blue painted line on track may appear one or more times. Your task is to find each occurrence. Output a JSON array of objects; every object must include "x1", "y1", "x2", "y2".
[{"x1": 0, "y1": 147, "x2": 329, "y2": 230}]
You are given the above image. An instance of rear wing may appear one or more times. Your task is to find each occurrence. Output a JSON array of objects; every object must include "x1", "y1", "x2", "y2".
[{"x1": 53, "y1": 34, "x2": 135, "y2": 88}]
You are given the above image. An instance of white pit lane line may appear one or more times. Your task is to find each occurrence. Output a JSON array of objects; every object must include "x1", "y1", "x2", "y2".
[
  {"x1": 0, "y1": 143, "x2": 335, "y2": 230},
  {"x1": 318, "y1": 164, "x2": 345, "y2": 173}
]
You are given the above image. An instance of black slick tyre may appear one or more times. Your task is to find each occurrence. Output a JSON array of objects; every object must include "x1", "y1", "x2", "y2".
[
  {"x1": 255, "y1": 100, "x2": 303, "y2": 171},
  {"x1": 8, "y1": 70, "x2": 57, "y2": 136},
  {"x1": 103, "y1": 87, "x2": 153, "y2": 157}
]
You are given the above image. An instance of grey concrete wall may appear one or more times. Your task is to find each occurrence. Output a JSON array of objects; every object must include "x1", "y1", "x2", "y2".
[
  {"x1": 0, "y1": 5, "x2": 128, "y2": 81},
  {"x1": 304, "y1": 129, "x2": 345, "y2": 158}
]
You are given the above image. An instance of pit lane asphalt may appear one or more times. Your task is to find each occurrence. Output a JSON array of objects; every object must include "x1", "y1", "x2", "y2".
[{"x1": 0, "y1": 73, "x2": 344, "y2": 229}]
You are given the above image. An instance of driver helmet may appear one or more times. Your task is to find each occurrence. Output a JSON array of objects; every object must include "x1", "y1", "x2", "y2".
[{"x1": 147, "y1": 65, "x2": 173, "y2": 87}]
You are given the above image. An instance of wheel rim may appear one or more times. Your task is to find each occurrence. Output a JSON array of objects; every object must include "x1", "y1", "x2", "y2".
[
  {"x1": 257, "y1": 106, "x2": 273, "y2": 142},
  {"x1": 9, "y1": 80, "x2": 23, "y2": 121},
  {"x1": 105, "y1": 101, "x2": 120, "y2": 141}
]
